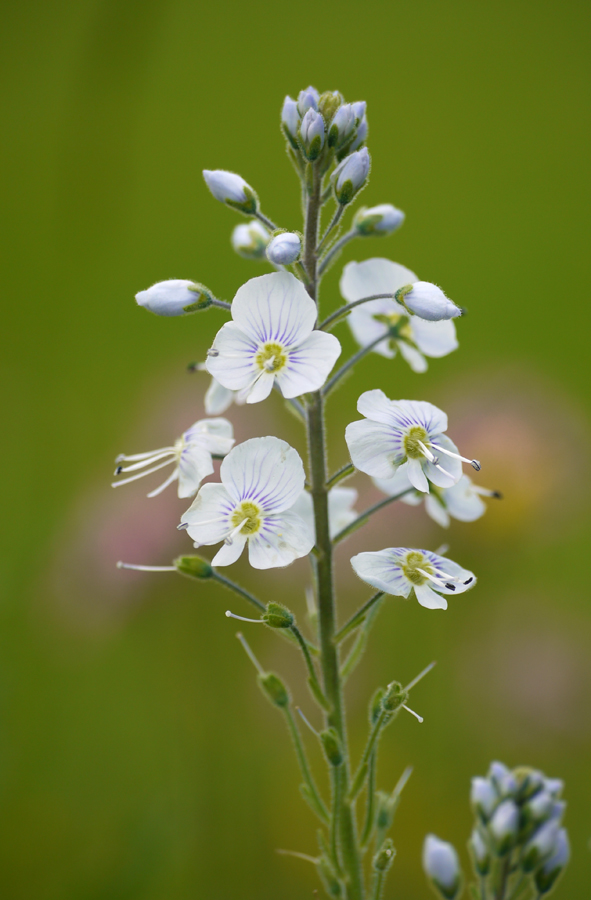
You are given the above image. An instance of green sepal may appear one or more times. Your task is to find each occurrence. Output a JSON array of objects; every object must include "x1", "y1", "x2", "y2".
[
  {"x1": 224, "y1": 186, "x2": 258, "y2": 216},
  {"x1": 373, "y1": 838, "x2": 396, "y2": 872},
  {"x1": 308, "y1": 676, "x2": 331, "y2": 711},
  {"x1": 263, "y1": 601, "x2": 294, "y2": 629},
  {"x1": 393, "y1": 284, "x2": 415, "y2": 315},
  {"x1": 381, "y1": 682, "x2": 408, "y2": 714},
  {"x1": 316, "y1": 854, "x2": 343, "y2": 897},
  {"x1": 181, "y1": 282, "x2": 214, "y2": 314},
  {"x1": 318, "y1": 91, "x2": 344, "y2": 123},
  {"x1": 370, "y1": 687, "x2": 385, "y2": 724},
  {"x1": 320, "y1": 728, "x2": 343, "y2": 767},
  {"x1": 299, "y1": 784, "x2": 328, "y2": 823},
  {"x1": 258, "y1": 672, "x2": 289, "y2": 708},
  {"x1": 173, "y1": 555, "x2": 213, "y2": 579},
  {"x1": 336, "y1": 179, "x2": 354, "y2": 205}
]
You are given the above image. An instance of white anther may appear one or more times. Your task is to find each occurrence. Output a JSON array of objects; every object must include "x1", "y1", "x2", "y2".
[{"x1": 225, "y1": 610, "x2": 262, "y2": 623}]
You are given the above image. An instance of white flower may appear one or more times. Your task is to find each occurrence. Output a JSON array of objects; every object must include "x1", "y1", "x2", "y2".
[
  {"x1": 180, "y1": 436, "x2": 314, "y2": 569},
  {"x1": 202, "y1": 169, "x2": 257, "y2": 214},
  {"x1": 135, "y1": 279, "x2": 210, "y2": 317},
  {"x1": 231, "y1": 221, "x2": 270, "y2": 260},
  {"x1": 266, "y1": 232, "x2": 302, "y2": 265},
  {"x1": 350, "y1": 547, "x2": 476, "y2": 610},
  {"x1": 353, "y1": 204, "x2": 405, "y2": 236},
  {"x1": 332, "y1": 148, "x2": 370, "y2": 204},
  {"x1": 112, "y1": 418, "x2": 234, "y2": 499},
  {"x1": 204, "y1": 374, "x2": 249, "y2": 416},
  {"x1": 340, "y1": 258, "x2": 458, "y2": 372},
  {"x1": 400, "y1": 282, "x2": 461, "y2": 321},
  {"x1": 299, "y1": 109, "x2": 325, "y2": 160},
  {"x1": 281, "y1": 96, "x2": 300, "y2": 148},
  {"x1": 422, "y1": 836, "x2": 462, "y2": 899},
  {"x1": 291, "y1": 486, "x2": 358, "y2": 540},
  {"x1": 373, "y1": 471, "x2": 499, "y2": 528},
  {"x1": 346, "y1": 391, "x2": 479, "y2": 494},
  {"x1": 206, "y1": 271, "x2": 341, "y2": 404}
]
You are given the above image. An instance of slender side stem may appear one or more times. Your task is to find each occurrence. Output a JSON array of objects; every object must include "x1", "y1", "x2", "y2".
[
  {"x1": 360, "y1": 753, "x2": 376, "y2": 847},
  {"x1": 272, "y1": 382, "x2": 306, "y2": 421},
  {"x1": 341, "y1": 596, "x2": 385, "y2": 682},
  {"x1": 495, "y1": 857, "x2": 512, "y2": 900},
  {"x1": 349, "y1": 710, "x2": 388, "y2": 801},
  {"x1": 326, "y1": 462, "x2": 355, "y2": 489},
  {"x1": 332, "y1": 491, "x2": 413, "y2": 545},
  {"x1": 254, "y1": 209, "x2": 278, "y2": 231},
  {"x1": 291, "y1": 624, "x2": 329, "y2": 709},
  {"x1": 334, "y1": 592, "x2": 384, "y2": 643},
  {"x1": 318, "y1": 205, "x2": 345, "y2": 253},
  {"x1": 318, "y1": 229, "x2": 357, "y2": 276},
  {"x1": 319, "y1": 294, "x2": 395, "y2": 331},
  {"x1": 209, "y1": 297, "x2": 232, "y2": 311},
  {"x1": 479, "y1": 876, "x2": 488, "y2": 900},
  {"x1": 330, "y1": 767, "x2": 344, "y2": 874},
  {"x1": 369, "y1": 869, "x2": 384, "y2": 900},
  {"x1": 322, "y1": 332, "x2": 392, "y2": 397},
  {"x1": 284, "y1": 707, "x2": 329, "y2": 824},
  {"x1": 211, "y1": 571, "x2": 265, "y2": 612}
]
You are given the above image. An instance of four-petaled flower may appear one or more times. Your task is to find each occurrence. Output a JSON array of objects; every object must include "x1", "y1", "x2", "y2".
[
  {"x1": 351, "y1": 547, "x2": 476, "y2": 610},
  {"x1": 112, "y1": 418, "x2": 234, "y2": 498},
  {"x1": 374, "y1": 471, "x2": 500, "y2": 528},
  {"x1": 206, "y1": 272, "x2": 341, "y2": 404},
  {"x1": 180, "y1": 436, "x2": 314, "y2": 569},
  {"x1": 291, "y1": 486, "x2": 358, "y2": 540},
  {"x1": 340, "y1": 258, "x2": 458, "y2": 372},
  {"x1": 345, "y1": 390, "x2": 479, "y2": 493}
]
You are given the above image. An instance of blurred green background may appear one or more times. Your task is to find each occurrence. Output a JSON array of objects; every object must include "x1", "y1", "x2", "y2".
[{"x1": 1, "y1": 0, "x2": 590, "y2": 897}]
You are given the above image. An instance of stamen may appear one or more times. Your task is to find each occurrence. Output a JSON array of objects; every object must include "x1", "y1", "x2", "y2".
[
  {"x1": 224, "y1": 517, "x2": 249, "y2": 546},
  {"x1": 116, "y1": 447, "x2": 174, "y2": 463},
  {"x1": 296, "y1": 707, "x2": 320, "y2": 736},
  {"x1": 146, "y1": 467, "x2": 180, "y2": 498},
  {"x1": 225, "y1": 610, "x2": 263, "y2": 624},
  {"x1": 110, "y1": 457, "x2": 176, "y2": 488},
  {"x1": 417, "y1": 440, "x2": 439, "y2": 465},
  {"x1": 434, "y1": 543, "x2": 449, "y2": 556},
  {"x1": 434, "y1": 462, "x2": 455, "y2": 480},
  {"x1": 417, "y1": 567, "x2": 452, "y2": 590},
  {"x1": 472, "y1": 486, "x2": 503, "y2": 499},
  {"x1": 263, "y1": 355, "x2": 276, "y2": 371},
  {"x1": 187, "y1": 361, "x2": 207, "y2": 372},
  {"x1": 114, "y1": 450, "x2": 177, "y2": 474},
  {"x1": 178, "y1": 516, "x2": 227, "y2": 531},
  {"x1": 402, "y1": 704, "x2": 423, "y2": 723},
  {"x1": 431, "y1": 443, "x2": 481, "y2": 471},
  {"x1": 117, "y1": 561, "x2": 176, "y2": 572},
  {"x1": 236, "y1": 632, "x2": 265, "y2": 675},
  {"x1": 207, "y1": 348, "x2": 219, "y2": 357},
  {"x1": 404, "y1": 660, "x2": 437, "y2": 692}
]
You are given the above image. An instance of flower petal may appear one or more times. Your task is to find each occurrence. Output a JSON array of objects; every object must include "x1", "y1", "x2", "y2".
[
  {"x1": 181, "y1": 483, "x2": 234, "y2": 545},
  {"x1": 397, "y1": 339, "x2": 428, "y2": 373},
  {"x1": 248, "y1": 511, "x2": 314, "y2": 569},
  {"x1": 328, "y1": 486, "x2": 358, "y2": 538},
  {"x1": 206, "y1": 322, "x2": 258, "y2": 390},
  {"x1": 411, "y1": 317, "x2": 458, "y2": 358},
  {"x1": 422, "y1": 551, "x2": 476, "y2": 594},
  {"x1": 204, "y1": 377, "x2": 235, "y2": 415},
  {"x1": 414, "y1": 583, "x2": 448, "y2": 609},
  {"x1": 373, "y1": 471, "x2": 422, "y2": 506},
  {"x1": 347, "y1": 307, "x2": 394, "y2": 358},
  {"x1": 406, "y1": 457, "x2": 429, "y2": 493},
  {"x1": 424, "y1": 494, "x2": 451, "y2": 528},
  {"x1": 220, "y1": 436, "x2": 305, "y2": 513},
  {"x1": 212, "y1": 533, "x2": 248, "y2": 566},
  {"x1": 357, "y1": 389, "x2": 397, "y2": 424},
  {"x1": 444, "y1": 476, "x2": 486, "y2": 522},
  {"x1": 177, "y1": 445, "x2": 214, "y2": 498},
  {"x1": 276, "y1": 331, "x2": 341, "y2": 398},
  {"x1": 184, "y1": 418, "x2": 235, "y2": 455},
  {"x1": 350, "y1": 549, "x2": 412, "y2": 597},
  {"x1": 245, "y1": 371, "x2": 275, "y2": 404},
  {"x1": 231, "y1": 271, "x2": 316, "y2": 347},
  {"x1": 387, "y1": 399, "x2": 448, "y2": 436},
  {"x1": 345, "y1": 419, "x2": 405, "y2": 478},
  {"x1": 340, "y1": 258, "x2": 418, "y2": 302},
  {"x1": 425, "y1": 435, "x2": 462, "y2": 487}
]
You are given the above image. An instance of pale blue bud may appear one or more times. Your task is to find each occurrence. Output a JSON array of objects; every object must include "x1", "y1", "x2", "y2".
[
  {"x1": 266, "y1": 232, "x2": 301, "y2": 265},
  {"x1": 534, "y1": 829, "x2": 570, "y2": 894},
  {"x1": 281, "y1": 96, "x2": 300, "y2": 149},
  {"x1": 350, "y1": 114, "x2": 368, "y2": 151},
  {"x1": 297, "y1": 85, "x2": 319, "y2": 117},
  {"x1": 543, "y1": 778, "x2": 564, "y2": 798},
  {"x1": 353, "y1": 203, "x2": 405, "y2": 236},
  {"x1": 202, "y1": 169, "x2": 258, "y2": 215},
  {"x1": 231, "y1": 221, "x2": 270, "y2": 260},
  {"x1": 328, "y1": 103, "x2": 356, "y2": 149},
  {"x1": 471, "y1": 777, "x2": 498, "y2": 820},
  {"x1": 488, "y1": 761, "x2": 510, "y2": 786},
  {"x1": 399, "y1": 282, "x2": 462, "y2": 321},
  {"x1": 522, "y1": 821, "x2": 560, "y2": 873},
  {"x1": 469, "y1": 828, "x2": 491, "y2": 876},
  {"x1": 524, "y1": 791, "x2": 556, "y2": 827},
  {"x1": 299, "y1": 108, "x2": 325, "y2": 161},
  {"x1": 549, "y1": 800, "x2": 566, "y2": 822},
  {"x1": 352, "y1": 100, "x2": 367, "y2": 123},
  {"x1": 422, "y1": 835, "x2": 462, "y2": 900},
  {"x1": 135, "y1": 280, "x2": 211, "y2": 317},
  {"x1": 332, "y1": 148, "x2": 371, "y2": 205},
  {"x1": 498, "y1": 771, "x2": 519, "y2": 798},
  {"x1": 489, "y1": 799, "x2": 520, "y2": 855}
]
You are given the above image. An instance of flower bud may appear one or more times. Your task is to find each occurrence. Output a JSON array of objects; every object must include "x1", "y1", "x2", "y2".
[
  {"x1": 488, "y1": 761, "x2": 510, "y2": 787},
  {"x1": 373, "y1": 839, "x2": 396, "y2": 873},
  {"x1": 231, "y1": 220, "x2": 270, "y2": 260},
  {"x1": 523, "y1": 791, "x2": 556, "y2": 830},
  {"x1": 328, "y1": 103, "x2": 356, "y2": 149},
  {"x1": 534, "y1": 828, "x2": 570, "y2": 894},
  {"x1": 266, "y1": 231, "x2": 302, "y2": 265},
  {"x1": 258, "y1": 672, "x2": 289, "y2": 708},
  {"x1": 318, "y1": 90, "x2": 344, "y2": 124},
  {"x1": 297, "y1": 85, "x2": 319, "y2": 117},
  {"x1": 514, "y1": 767, "x2": 545, "y2": 801},
  {"x1": 353, "y1": 204, "x2": 405, "y2": 237},
  {"x1": 299, "y1": 109, "x2": 325, "y2": 160},
  {"x1": 350, "y1": 102, "x2": 368, "y2": 152},
  {"x1": 471, "y1": 777, "x2": 498, "y2": 821},
  {"x1": 422, "y1": 835, "x2": 462, "y2": 900},
  {"x1": 332, "y1": 148, "x2": 371, "y2": 205},
  {"x1": 522, "y1": 821, "x2": 560, "y2": 873},
  {"x1": 281, "y1": 96, "x2": 300, "y2": 149},
  {"x1": 352, "y1": 100, "x2": 367, "y2": 124},
  {"x1": 469, "y1": 828, "x2": 491, "y2": 876},
  {"x1": 263, "y1": 602, "x2": 294, "y2": 629},
  {"x1": 320, "y1": 728, "x2": 343, "y2": 767},
  {"x1": 381, "y1": 681, "x2": 408, "y2": 714},
  {"x1": 543, "y1": 778, "x2": 564, "y2": 798},
  {"x1": 497, "y1": 771, "x2": 519, "y2": 798},
  {"x1": 396, "y1": 282, "x2": 462, "y2": 321},
  {"x1": 489, "y1": 799, "x2": 519, "y2": 855},
  {"x1": 173, "y1": 555, "x2": 213, "y2": 579},
  {"x1": 316, "y1": 855, "x2": 342, "y2": 898},
  {"x1": 135, "y1": 279, "x2": 212, "y2": 317},
  {"x1": 202, "y1": 169, "x2": 258, "y2": 215}
]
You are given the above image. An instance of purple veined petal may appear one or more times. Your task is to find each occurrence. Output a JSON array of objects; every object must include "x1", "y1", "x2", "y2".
[
  {"x1": 406, "y1": 457, "x2": 429, "y2": 492},
  {"x1": 230, "y1": 272, "x2": 316, "y2": 348},
  {"x1": 206, "y1": 322, "x2": 258, "y2": 390},
  {"x1": 184, "y1": 418, "x2": 234, "y2": 455},
  {"x1": 289, "y1": 490, "x2": 314, "y2": 537},
  {"x1": 385, "y1": 399, "x2": 448, "y2": 436},
  {"x1": 276, "y1": 331, "x2": 341, "y2": 398},
  {"x1": 181, "y1": 482, "x2": 235, "y2": 545},
  {"x1": 414, "y1": 583, "x2": 448, "y2": 609},
  {"x1": 411, "y1": 316, "x2": 458, "y2": 358},
  {"x1": 220, "y1": 436, "x2": 305, "y2": 513},
  {"x1": 339, "y1": 258, "x2": 418, "y2": 302},
  {"x1": 350, "y1": 549, "x2": 412, "y2": 597},
  {"x1": 247, "y1": 510, "x2": 314, "y2": 569},
  {"x1": 212, "y1": 533, "x2": 248, "y2": 566},
  {"x1": 245, "y1": 370, "x2": 275, "y2": 404},
  {"x1": 345, "y1": 419, "x2": 405, "y2": 478},
  {"x1": 177, "y1": 444, "x2": 215, "y2": 498},
  {"x1": 422, "y1": 551, "x2": 476, "y2": 594}
]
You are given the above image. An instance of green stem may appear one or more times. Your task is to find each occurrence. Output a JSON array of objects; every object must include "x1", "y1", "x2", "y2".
[
  {"x1": 334, "y1": 592, "x2": 384, "y2": 643},
  {"x1": 369, "y1": 869, "x2": 384, "y2": 900},
  {"x1": 284, "y1": 707, "x2": 329, "y2": 824},
  {"x1": 318, "y1": 294, "x2": 394, "y2": 331},
  {"x1": 272, "y1": 382, "x2": 306, "y2": 421},
  {"x1": 322, "y1": 332, "x2": 393, "y2": 397},
  {"x1": 291, "y1": 624, "x2": 329, "y2": 709},
  {"x1": 318, "y1": 204, "x2": 345, "y2": 253},
  {"x1": 495, "y1": 857, "x2": 512, "y2": 900},
  {"x1": 349, "y1": 710, "x2": 388, "y2": 801},
  {"x1": 360, "y1": 752, "x2": 376, "y2": 847},
  {"x1": 332, "y1": 491, "x2": 413, "y2": 545},
  {"x1": 209, "y1": 296, "x2": 232, "y2": 311},
  {"x1": 254, "y1": 209, "x2": 278, "y2": 231},
  {"x1": 318, "y1": 229, "x2": 357, "y2": 275},
  {"x1": 211, "y1": 571, "x2": 265, "y2": 611},
  {"x1": 330, "y1": 767, "x2": 344, "y2": 874},
  {"x1": 340, "y1": 596, "x2": 385, "y2": 682},
  {"x1": 326, "y1": 462, "x2": 355, "y2": 489}
]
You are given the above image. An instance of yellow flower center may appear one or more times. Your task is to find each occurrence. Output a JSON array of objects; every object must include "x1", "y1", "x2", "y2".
[
  {"x1": 231, "y1": 501, "x2": 262, "y2": 536},
  {"x1": 403, "y1": 426, "x2": 429, "y2": 460},
  {"x1": 255, "y1": 342, "x2": 288, "y2": 373},
  {"x1": 402, "y1": 551, "x2": 432, "y2": 586}
]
